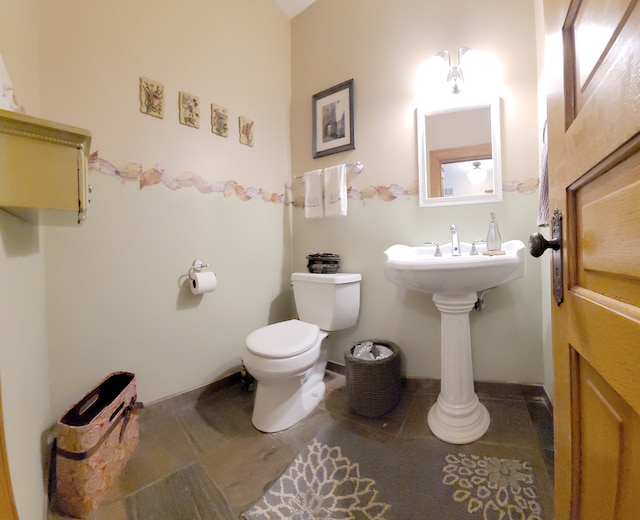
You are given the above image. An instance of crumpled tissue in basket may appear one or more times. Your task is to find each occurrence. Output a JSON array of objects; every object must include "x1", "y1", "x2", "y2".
[{"x1": 353, "y1": 340, "x2": 393, "y2": 360}]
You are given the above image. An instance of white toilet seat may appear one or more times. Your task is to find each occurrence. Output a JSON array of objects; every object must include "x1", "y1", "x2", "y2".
[
  {"x1": 243, "y1": 322, "x2": 328, "y2": 433},
  {"x1": 242, "y1": 271, "x2": 361, "y2": 433},
  {"x1": 246, "y1": 319, "x2": 320, "y2": 358}
]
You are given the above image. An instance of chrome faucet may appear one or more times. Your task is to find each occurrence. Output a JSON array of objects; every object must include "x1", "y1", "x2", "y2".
[{"x1": 450, "y1": 225, "x2": 461, "y2": 256}]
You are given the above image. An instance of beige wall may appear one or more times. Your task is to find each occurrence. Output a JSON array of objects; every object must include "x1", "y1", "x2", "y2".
[
  {"x1": 0, "y1": 212, "x2": 51, "y2": 520},
  {"x1": 1, "y1": 1, "x2": 291, "y2": 518},
  {"x1": 0, "y1": 0, "x2": 41, "y2": 114},
  {"x1": 290, "y1": 0, "x2": 544, "y2": 382},
  {"x1": 38, "y1": 0, "x2": 292, "y2": 415},
  {"x1": 1, "y1": 2, "x2": 50, "y2": 519},
  {"x1": 534, "y1": 0, "x2": 555, "y2": 403}
]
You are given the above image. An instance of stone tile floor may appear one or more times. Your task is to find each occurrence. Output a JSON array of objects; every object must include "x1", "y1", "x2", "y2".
[{"x1": 49, "y1": 370, "x2": 554, "y2": 519}]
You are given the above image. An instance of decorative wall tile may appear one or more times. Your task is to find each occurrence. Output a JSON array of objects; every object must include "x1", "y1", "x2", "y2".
[
  {"x1": 211, "y1": 104, "x2": 229, "y2": 137},
  {"x1": 88, "y1": 152, "x2": 537, "y2": 207},
  {"x1": 139, "y1": 77, "x2": 164, "y2": 119},
  {"x1": 239, "y1": 116, "x2": 254, "y2": 147},
  {"x1": 179, "y1": 91, "x2": 200, "y2": 128},
  {"x1": 88, "y1": 152, "x2": 287, "y2": 204},
  {"x1": 503, "y1": 178, "x2": 539, "y2": 194}
]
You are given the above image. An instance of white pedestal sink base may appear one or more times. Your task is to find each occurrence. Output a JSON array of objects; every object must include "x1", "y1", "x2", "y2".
[
  {"x1": 428, "y1": 394, "x2": 490, "y2": 444},
  {"x1": 428, "y1": 292, "x2": 490, "y2": 444}
]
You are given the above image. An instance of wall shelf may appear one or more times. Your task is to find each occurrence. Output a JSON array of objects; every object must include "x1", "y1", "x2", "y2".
[{"x1": 0, "y1": 108, "x2": 91, "y2": 225}]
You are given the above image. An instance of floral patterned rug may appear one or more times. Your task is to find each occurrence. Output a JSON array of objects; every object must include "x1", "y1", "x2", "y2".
[
  {"x1": 242, "y1": 438, "x2": 390, "y2": 519},
  {"x1": 242, "y1": 424, "x2": 549, "y2": 520},
  {"x1": 442, "y1": 453, "x2": 543, "y2": 519}
]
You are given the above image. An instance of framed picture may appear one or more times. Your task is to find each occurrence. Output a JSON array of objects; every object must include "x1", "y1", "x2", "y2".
[{"x1": 312, "y1": 79, "x2": 355, "y2": 158}]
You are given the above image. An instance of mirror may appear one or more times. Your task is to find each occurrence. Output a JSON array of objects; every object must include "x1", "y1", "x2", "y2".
[{"x1": 417, "y1": 98, "x2": 501, "y2": 207}]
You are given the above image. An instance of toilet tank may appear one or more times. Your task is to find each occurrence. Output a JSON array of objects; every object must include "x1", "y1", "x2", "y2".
[{"x1": 291, "y1": 272, "x2": 361, "y2": 331}]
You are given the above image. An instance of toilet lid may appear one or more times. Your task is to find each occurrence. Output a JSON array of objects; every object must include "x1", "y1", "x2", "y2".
[{"x1": 246, "y1": 319, "x2": 320, "y2": 359}]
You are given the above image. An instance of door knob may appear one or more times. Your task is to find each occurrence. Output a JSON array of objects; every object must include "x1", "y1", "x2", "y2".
[
  {"x1": 528, "y1": 233, "x2": 560, "y2": 257},
  {"x1": 529, "y1": 209, "x2": 563, "y2": 306}
]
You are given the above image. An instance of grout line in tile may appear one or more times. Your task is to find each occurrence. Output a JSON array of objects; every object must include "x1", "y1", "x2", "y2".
[
  {"x1": 396, "y1": 392, "x2": 418, "y2": 438},
  {"x1": 171, "y1": 407, "x2": 202, "y2": 458}
]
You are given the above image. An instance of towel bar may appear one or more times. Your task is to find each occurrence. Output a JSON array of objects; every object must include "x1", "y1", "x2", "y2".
[{"x1": 294, "y1": 161, "x2": 364, "y2": 181}]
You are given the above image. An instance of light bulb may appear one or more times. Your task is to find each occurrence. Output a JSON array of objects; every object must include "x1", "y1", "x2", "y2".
[{"x1": 468, "y1": 161, "x2": 487, "y2": 185}]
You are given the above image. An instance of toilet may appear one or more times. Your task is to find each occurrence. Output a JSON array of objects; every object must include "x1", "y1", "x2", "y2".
[{"x1": 243, "y1": 272, "x2": 362, "y2": 432}]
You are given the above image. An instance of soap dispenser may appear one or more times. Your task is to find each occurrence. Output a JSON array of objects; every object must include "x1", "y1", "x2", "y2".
[{"x1": 486, "y1": 212, "x2": 502, "y2": 251}]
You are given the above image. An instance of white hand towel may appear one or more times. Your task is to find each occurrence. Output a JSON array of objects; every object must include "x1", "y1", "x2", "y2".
[
  {"x1": 537, "y1": 141, "x2": 549, "y2": 227},
  {"x1": 323, "y1": 164, "x2": 348, "y2": 217},
  {"x1": 304, "y1": 169, "x2": 324, "y2": 219}
]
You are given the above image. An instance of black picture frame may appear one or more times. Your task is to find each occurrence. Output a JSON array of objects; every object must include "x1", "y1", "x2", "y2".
[{"x1": 312, "y1": 79, "x2": 355, "y2": 158}]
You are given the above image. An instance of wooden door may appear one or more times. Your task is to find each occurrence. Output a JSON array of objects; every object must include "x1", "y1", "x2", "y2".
[
  {"x1": 0, "y1": 382, "x2": 19, "y2": 519},
  {"x1": 544, "y1": 0, "x2": 640, "y2": 518}
]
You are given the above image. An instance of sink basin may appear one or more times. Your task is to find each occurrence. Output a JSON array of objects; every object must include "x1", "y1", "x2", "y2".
[{"x1": 384, "y1": 240, "x2": 526, "y2": 296}]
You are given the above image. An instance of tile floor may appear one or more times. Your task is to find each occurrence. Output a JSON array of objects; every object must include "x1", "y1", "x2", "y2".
[{"x1": 49, "y1": 369, "x2": 554, "y2": 519}]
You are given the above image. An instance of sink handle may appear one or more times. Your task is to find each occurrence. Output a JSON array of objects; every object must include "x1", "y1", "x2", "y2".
[
  {"x1": 470, "y1": 240, "x2": 486, "y2": 256},
  {"x1": 423, "y1": 242, "x2": 442, "y2": 257}
]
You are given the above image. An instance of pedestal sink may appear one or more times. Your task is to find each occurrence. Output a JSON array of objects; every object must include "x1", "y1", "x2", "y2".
[{"x1": 384, "y1": 240, "x2": 526, "y2": 443}]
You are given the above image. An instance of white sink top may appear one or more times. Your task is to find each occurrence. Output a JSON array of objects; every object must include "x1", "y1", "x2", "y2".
[{"x1": 384, "y1": 240, "x2": 526, "y2": 295}]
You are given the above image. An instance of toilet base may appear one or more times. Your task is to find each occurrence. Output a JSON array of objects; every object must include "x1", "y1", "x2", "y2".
[{"x1": 252, "y1": 377, "x2": 326, "y2": 433}]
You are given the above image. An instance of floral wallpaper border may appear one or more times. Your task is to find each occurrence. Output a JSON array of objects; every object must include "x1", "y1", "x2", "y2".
[{"x1": 89, "y1": 152, "x2": 539, "y2": 207}]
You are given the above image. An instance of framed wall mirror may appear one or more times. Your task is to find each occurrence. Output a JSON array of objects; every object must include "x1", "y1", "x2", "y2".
[{"x1": 417, "y1": 98, "x2": 502, "y2": 207}]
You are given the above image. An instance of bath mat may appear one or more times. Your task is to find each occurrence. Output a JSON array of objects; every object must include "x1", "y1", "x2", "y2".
[
  {"x1": 241, "y1": 437, "x2": 390, "y2": 519},
  {"x1": 442, "y1": 453, "x2": 543, "y2": 519},
  {"x1": 242, "y1": 422, "x2": 549, "y2": 519}
]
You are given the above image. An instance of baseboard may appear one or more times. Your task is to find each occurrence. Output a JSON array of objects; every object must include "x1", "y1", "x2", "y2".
[
  {"x1": 326, "y1": 360, "x2": 345, "y2": 375},
  {"x1": 143, "y1": 366, "x2": 553, "y2": 420},
  {"x1": 327, "y1": 361, "x2": 553, "y2": 412}
]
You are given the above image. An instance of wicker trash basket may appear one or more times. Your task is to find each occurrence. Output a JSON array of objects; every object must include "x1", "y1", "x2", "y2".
[{"x1": 344, "y1": 340, "x2": 401, "y2": 418}]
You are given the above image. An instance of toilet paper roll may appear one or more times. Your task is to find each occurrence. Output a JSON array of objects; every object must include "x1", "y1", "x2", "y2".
[{"x1": 190, "y1": 271, "x2": 217, "y2": 294}]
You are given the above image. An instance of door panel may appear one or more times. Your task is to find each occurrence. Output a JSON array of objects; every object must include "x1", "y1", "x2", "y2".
[
  {"x1": 564, "y1": 0, "x2": 640, "y2": 125},
  {"x1": 577, "y1": 356, "x2": 623, "y2": 520},
  {"x1": 574, "y1": 356, "x2": 640, "y2": 519},
  {"x1": 573, "y1": 150, "x2": 640, "y2": 307},
  {"x1": 544, "y1": 0, "x2": 640, "y2": 518}
]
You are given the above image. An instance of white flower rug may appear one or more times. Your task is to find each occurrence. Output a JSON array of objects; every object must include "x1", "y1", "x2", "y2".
[
  {"x1": 242, "y1": 424, "x2": 550, "y2": 520},
  {"x1": 242, "y1": 438, "x2": 389, "y2": 519},
  {"x1": 442, "y1": 453, "x2": 543, "y2": 520}
]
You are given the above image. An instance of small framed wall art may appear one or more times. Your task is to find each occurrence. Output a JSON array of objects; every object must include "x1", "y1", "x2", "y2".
[
  {"x1": 239, "y1": 116, "x2": 254, "y2": 147},
  {"x1": 312, "y1": 79, "x2": 355, "y2": 158},
  {"x1": 139, "y1": 77, "x2": 164, "y2": 119},
  {"x1": 211, "y1": 104, "x2": 229, "y2": 137},
  {"x1": 178, "y1": 91, "x2": 200, "y2": 128}
]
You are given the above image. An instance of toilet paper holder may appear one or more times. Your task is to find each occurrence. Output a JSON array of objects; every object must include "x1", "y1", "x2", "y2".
[{"x1": 188, "y1": 259, "x2": 210, "y2": 280}]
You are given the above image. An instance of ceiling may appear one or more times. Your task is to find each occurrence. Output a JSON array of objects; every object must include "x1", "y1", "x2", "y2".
[{"x1": 275, "y1": 0, "x2": 315, "y2": 19}]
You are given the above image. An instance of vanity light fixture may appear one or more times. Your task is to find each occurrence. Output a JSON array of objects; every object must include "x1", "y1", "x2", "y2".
[
  {"x1": 468, "y1": 161, "x2": 487, "y2": 185},
  {"x1": 436, "y1": 47, "x2": 470, "y2": 94}
]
